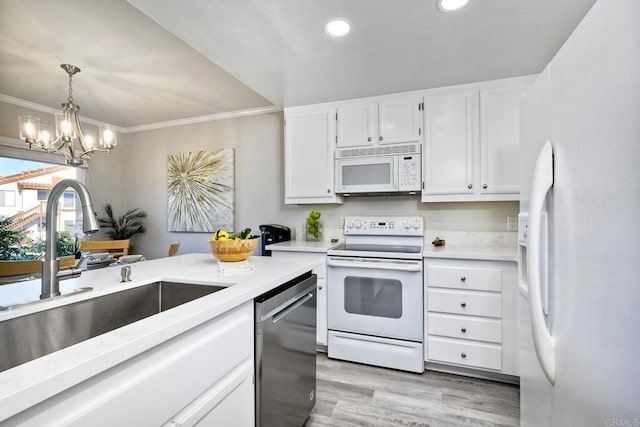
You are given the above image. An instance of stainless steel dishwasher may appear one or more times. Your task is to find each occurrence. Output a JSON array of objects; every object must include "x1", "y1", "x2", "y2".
[{"x1": 255, "y1": 271, "x2": 317, "y2": 427}]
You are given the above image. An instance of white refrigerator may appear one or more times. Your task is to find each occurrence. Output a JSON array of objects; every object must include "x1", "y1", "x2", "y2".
[{"x1": 519, "y1": 0, "x2": 640, "y2": 425}]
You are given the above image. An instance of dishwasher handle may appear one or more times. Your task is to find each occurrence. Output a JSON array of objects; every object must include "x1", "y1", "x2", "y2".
[
  {"x1": 261, "y1": 290, "x2": 313, "y2": 323},
  {"x1": 272, "y1": 292, "x2": 313, "y2": 324}
]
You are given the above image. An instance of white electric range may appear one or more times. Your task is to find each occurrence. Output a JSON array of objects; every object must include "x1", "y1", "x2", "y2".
[{"x1": 326, "y1": 216, "x2": 424, "y2": 373}]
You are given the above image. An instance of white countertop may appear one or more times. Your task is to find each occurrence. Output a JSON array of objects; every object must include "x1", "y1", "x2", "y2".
[
  {"x1": 266, "y1": 239, "x2": 342, "y2": 253},
  {"x1": 0, "y1": 253, "x2": 321, "y2": 421},
  {"x1": 423, "y1": 244, "x2": 518, "y2": 262}
]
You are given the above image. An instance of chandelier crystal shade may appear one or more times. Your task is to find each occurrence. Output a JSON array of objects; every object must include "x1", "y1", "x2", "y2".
[{"x1": 18, "y1": 64, "x2": 117, "y2": 167}]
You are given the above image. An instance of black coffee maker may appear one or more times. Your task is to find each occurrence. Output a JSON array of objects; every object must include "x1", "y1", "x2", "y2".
[{"x1": 259, "y1": 224, "x2": 291, "y2": 256}]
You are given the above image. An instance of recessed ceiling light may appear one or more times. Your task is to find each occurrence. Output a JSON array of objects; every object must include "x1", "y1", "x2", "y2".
[
  {"x1": 437, "y1": 0, "x2": 469, "y2": 12},
  {"x1": 324, "y1": 19, "x2": 351, "y2": 38}
]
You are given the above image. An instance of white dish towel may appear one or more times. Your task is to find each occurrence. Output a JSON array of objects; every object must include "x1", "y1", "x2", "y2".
[{"x1": 218, "y1": 260, "x2": 255, "y2": 274}]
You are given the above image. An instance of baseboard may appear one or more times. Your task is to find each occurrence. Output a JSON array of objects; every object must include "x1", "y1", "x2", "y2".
[{"x1": 425, "y1": 362, "x2": 520, "y2": 385}]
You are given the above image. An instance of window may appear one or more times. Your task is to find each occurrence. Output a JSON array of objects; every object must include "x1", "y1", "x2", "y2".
[
  {"x1": 62, "y1": 191, "x2": 76, "y2": 209},
  {"x1": 0, "y1": 155, "x2": 83, "y2": 241},
  {"x1": 0, "y1": 190, "x2": 16, "y2": 207}
]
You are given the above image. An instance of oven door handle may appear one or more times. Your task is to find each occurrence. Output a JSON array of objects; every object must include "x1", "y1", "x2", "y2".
[{"x1": 327, "y1": 257, "x2": 422, "y2": 272}]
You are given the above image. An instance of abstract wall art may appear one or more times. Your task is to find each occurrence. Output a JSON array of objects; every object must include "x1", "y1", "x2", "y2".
[{"x1": 167, "y1": 149, "x2": 234, "y2": 232}]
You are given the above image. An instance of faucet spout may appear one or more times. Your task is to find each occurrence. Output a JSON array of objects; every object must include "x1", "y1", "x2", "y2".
[{"x1": 41, "y1": 179, "x2": 99, "y2": 300}]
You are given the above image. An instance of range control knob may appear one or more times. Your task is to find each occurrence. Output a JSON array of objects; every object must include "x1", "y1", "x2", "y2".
[
  {"x1": 346, "y1": 220, "x2": 354, "y2": 229},
  {"x1": 355, "y1": 220, "x2": 362, "y2": 229},
  {"x1": 412, "y1": 221, "x2": 420, "y2": 230},
  {"x1": 403, "y1": 221, "x2": 411, "y2": 230}
]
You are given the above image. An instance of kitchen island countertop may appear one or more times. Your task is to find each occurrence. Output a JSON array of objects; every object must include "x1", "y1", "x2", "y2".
[{"x1": 0, "y1": 253, "x2": 321, "y2": 421}]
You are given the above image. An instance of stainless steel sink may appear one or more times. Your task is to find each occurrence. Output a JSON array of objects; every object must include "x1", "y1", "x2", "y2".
[{"x1": 0, "y1": 281, "x2": 225, "y2": 373}]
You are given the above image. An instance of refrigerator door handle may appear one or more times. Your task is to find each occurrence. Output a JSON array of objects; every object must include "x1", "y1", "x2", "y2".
[{"x1": 527, "y1": 140, "x2": 556, "y2": 385}]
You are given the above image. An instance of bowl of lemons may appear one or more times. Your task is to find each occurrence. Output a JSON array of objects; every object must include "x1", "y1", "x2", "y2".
[{"x1": 209, "y1": 228, "x2": 259, "y2": 262}]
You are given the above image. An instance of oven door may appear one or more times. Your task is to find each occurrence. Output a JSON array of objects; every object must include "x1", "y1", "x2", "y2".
[
  {"x1": 327, "y1": 256, "x2": 423, "y2": 341},
  {"x1": 335, "y1": 156, "x2": 398, "y2": 193}
]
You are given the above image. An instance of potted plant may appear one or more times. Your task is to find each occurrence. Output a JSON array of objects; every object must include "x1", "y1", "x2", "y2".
[{"x1": 96, "y1": 204, "x2": 147, "y2": 253}]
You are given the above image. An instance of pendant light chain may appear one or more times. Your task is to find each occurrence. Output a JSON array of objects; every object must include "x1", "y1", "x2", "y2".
[{"x1": 67, "y1": 71, "x2": 74, "y2": 103}]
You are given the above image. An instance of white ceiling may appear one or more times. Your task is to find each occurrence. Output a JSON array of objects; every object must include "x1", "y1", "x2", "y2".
[
  {"x1": 0, "y1": 0, "x2": 596, "y2": 129},
  {"x1": 0, "y1": 0, "x2": 271, "y2": 128}
]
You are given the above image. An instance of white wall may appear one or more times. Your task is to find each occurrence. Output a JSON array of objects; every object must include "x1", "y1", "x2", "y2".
[{"x1": 89, "y1": 112, "x2": 518, "y2": 259}]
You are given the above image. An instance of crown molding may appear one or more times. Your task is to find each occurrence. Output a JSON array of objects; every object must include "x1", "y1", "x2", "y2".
[
  {"x1": 121, "y1": 105, "x2": 283, "y2": 133},
  {"x1": 1, "y1": 93, "x2": 282, "y2": 135},
  {"x1": 0, "y1": 94, "x2": 127, "y2": 133}
]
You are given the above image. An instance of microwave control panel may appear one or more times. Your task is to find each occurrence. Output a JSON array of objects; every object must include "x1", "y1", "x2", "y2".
[{"x1": 398, "y1": 154, "x2": 421, "y2": 191}]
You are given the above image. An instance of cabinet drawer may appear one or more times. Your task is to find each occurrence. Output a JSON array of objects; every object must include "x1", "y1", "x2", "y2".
[
  {"x1": 427, "y1": 336, "x2": 502, "y2": 370},
  {"x1": 427, "y1": 265, "x2": 502, "y2": 292},
  {"x1": 427, "y1": 289, "x2": 502, "y2": 318},
  {"x1": 427, "y1": 313, "x2": 502, "y2": 343}
]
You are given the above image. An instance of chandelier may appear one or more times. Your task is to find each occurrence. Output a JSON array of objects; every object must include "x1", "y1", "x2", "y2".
[{"x1": 18, "y1": 64, "x2": 117, "y2": 167}]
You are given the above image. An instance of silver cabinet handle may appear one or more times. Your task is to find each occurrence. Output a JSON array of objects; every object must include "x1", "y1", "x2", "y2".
[
  {"x1": 461, "y1": 327, "x2": 467, "y2": 333},
  {"x1": 461, "y1": 302, "x2": 467, "y2": 308},
  {"x1": 461, "y1": 352, "x2": 467, "y2": 359},
  {"x1": 483, "y1": 184, "x2": 488, "y2": 189},
  {"x1": 379, "y1": 136, "x2": 383, "y2": 141},
  {"x1": 367, "y1": 137, "x2": 372, "y2": 141},
  {"x1": 460, "y1": 276, "x2": 466, "y2": 282},
  {"x1": 327, "y1": 189, "x2": 331, "y2": 193},
  {"x1": 468, "y1": 184, "x2": 473, "y2": 189}
]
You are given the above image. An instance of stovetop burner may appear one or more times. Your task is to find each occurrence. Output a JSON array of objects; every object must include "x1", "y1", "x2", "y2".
[{"x1": 328, "y1": 216, "x2": 425, "y2": 260}]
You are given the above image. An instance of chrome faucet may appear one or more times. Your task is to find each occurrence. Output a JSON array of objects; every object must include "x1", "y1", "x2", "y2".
[{"x1": 41, "y1": 179, "x2": 100, "y2": 299}]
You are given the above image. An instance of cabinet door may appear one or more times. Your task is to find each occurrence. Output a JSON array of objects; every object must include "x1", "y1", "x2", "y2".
[
  {"x1": 166, "y1": 361, "x2": 254, "y2": 427},
  {"x1": 378, "y1": 95, "x2": 423, "y2": 144},
  {"x1": 422, "y1": 91, "x2": 477, "y2": 198},
  {"x1": 284, "y1": 109, "x2": 340, "y2": 204},
  {"x1": 480, "y1": 85, "x2": 529, "y2": 195},
  {"x1": 337, "y1": 102, "x2": 377, "y2": 148},
  {"x1": 316, "y1": 276, "x2": 327, "y2": 346}
]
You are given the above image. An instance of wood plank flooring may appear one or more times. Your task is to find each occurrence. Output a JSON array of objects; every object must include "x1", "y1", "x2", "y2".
[{"x1": 304, "y1": 354, "x2": 519, "y2": 427}]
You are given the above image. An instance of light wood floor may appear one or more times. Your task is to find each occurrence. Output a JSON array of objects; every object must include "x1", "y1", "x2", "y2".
[{"x1": 305, "y1": 354, "x2": 520, "y2": 427}]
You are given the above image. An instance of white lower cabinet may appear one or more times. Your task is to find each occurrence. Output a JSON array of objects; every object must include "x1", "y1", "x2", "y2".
[
  {"x1": 7, "y1": 302, "x2": 255, "y2": 426},
  {"x1": 269, "y1": 251, "x2": 327, "y2": 346},
  {"x1": 424, "y1": 259, "x2": 518, "y2": 376}
]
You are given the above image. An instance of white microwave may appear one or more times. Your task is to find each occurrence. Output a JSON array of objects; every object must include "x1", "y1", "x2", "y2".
[{"x1": 335, "y1": 143, "x2": 421, "y2": 194}]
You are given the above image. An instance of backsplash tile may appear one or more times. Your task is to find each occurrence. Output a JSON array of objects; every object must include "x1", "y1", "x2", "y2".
[{"x1": 425, "y1": 230, "x2": 517, "y2": 247}]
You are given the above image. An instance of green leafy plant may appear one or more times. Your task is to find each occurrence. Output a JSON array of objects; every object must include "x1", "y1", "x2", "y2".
[
  {"x1": 1, "y1": 218, "x2": 77, "y2": 260},
  {"x1": 0, "y1": 217, "x2": 24, "y2": 260},
  {"x1": 97, "y1": 203, "x2": 147, "y2": 240}
]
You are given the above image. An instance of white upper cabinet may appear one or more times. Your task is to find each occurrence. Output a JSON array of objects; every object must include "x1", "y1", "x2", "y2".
[
  {"x1": 336, "y1": 94, "x2": 423, "y2": 148},
  {"x1": 337, "y1": 102, "x2": 377, "y2": 148},
  {"x1": 480, "y1": 84, "x2": 529, "y2": 195},
  {"x1": 422, "y1": 90, "x2": 478, "y2": 197},
  {"x1": 282, "y1": 75, "x2": 534, "y2": 204},
  {"x1": 284, "y1": 107, "x2": 343, "y2": 204},
  {"x1": 421, "y1": 75, "x2": 536, "y2": 202},
  {"x1": 378, "y1": 94, "x2": 423, "y2": 144}
]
